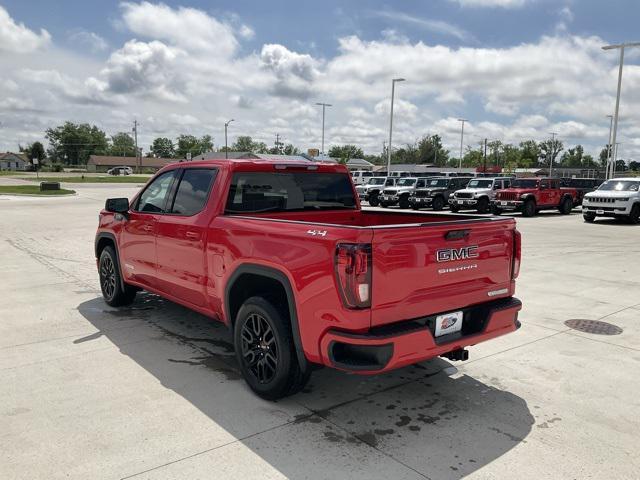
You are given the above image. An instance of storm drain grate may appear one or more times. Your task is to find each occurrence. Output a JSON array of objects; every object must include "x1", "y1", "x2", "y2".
[{"x1": 564, "y1": 319, "x2": 623, "y2": 335}]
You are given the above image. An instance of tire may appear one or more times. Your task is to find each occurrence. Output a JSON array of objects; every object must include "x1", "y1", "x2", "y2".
[
  {"x1": 449, "y1": 205, "x2": 460, "y2": 213},
  {"x1": 559, "y1": 197, "x2": 573, "y2": 215},
  {"x1": 522, "y1": 199, "x2": 536, "y2": 217},
  {"x1": 368, "y1": 194, "x2": 380, "y2": 207},
  {"x1": 583, "y1": 212, "x2": 596, "y2": 223},
  {"x1": 234, "y1": 296, "x2": 311, "y2": 400},
  {"x1": 629, "y1": 204, "x2": 640, "y2": 224},
  {"x1": 477, "y1": 197, "x2": 489, "y2": 214},
  {"x1": 411, "y1": 204, "x2": 420, "y2": 210},
  {"x1": 491, "y1": 204, "x2": 502, "y2": 215},
  {"x1": 380, "y1": 202, "x2": 388, "y2": 208},
  {"x1": 399, "y1": 196, "x2": 410, "y2": 209},
  {"x1": 99, "y1": 246, "x2": 137, "y2": 307},
  {"x1": 432, "y1": 196, "x2": 445, "y2": 211}
]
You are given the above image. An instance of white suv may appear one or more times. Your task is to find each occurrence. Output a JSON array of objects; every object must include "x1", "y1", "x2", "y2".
[
  {"x1": 582, "y1": 178, "x2": 640, "y2": 224},
  {"x1": 450, "y1": 177, "x2": 512, "y2": 214}
]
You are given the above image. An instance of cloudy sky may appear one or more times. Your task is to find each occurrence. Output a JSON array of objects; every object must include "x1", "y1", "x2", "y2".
[{"x1": 2, "y1": 0, "x2": 640, "y2": 158}]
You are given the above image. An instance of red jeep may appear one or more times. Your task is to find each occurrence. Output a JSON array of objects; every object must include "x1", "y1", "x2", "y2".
[
  {"x1": 492, "y1": 177, "x2": 578, "y2": 217},
  {"x1": 95, "y1": 159, "x2": 522, "y2": 399}
]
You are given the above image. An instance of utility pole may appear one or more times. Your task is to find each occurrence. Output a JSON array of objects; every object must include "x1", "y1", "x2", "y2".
[
  {"x1": 387, "y1": 78, "x2": 406, "y2": 174},
  {"x1": 275, "y1": 133, "x2": 282, "y2": 154},
  {"x1": 457, "y1": 119, "x2": 466, "y2": 170},
  {"x1": 132, "y1": 119, "x2": 139, "y2": 173},
  {"x1": 602, "y1": 42, "x2": 640, "y2": 179},
  {"x1": 484, "y1": 138, "x2": 488, "y2": 172},
  {"x1": 315, "y1": 102, "x2": 332, "y2": 155},
  {"x1": 549, "y1": 132, "x2": 558, "y2": 178},
  {"x1": 433, "y1": 135, "x2": 438, "y2": 166},
  {"x1": 224, "y1": 119, "x2": 234, "y2": 159},
  {"x1": 613, "y1": 142, "x2": 621, "y2": 177}
]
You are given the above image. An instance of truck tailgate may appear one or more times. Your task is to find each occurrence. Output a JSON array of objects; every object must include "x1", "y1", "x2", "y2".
[{"x1": 370, "y1": 218, "x2": 516, "y2": 327}]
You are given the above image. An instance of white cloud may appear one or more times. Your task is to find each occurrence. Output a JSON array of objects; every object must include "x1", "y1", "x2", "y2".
[
  {"x1": 120, "y1": 1, "x2": 238, "y2": 56},
  {"x1": 449, "y1": 0, "x2": 528, "y2": 8},
  {"x1": 372, "y1": 10, "x2": 472, "y2": 41},
  {"x1": 68, "y1": 30, "x2": 109, "y2": 52},
  {"x1": 0, "y1": 5, "x2": 50, "y2": 53},
  {"x1": 90, "y1": 40, "x2": 186, "y2": 102},
  {"x1": 260, "y1": 44, "x2": 320, "y2": 99}
]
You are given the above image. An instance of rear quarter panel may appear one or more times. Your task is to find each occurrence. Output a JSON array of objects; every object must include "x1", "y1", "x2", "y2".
[{"x1": 212, "y1": 216, "x2": 373, "y2": 364}]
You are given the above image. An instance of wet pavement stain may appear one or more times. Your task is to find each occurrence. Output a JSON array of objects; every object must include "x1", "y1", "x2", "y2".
[
  {"x1": 395, "y1": 415, "x2": 411, "y2": 427},
  {"x1": 167, "y1": 355, "x2": 241, "y2": 381},
  {"x1": 293, "y1": 414, "x2": 323, "y2": 424},
  {"x1": 537, "y1": 417, "x2": 562, "y2": 429},
  {"x1": 355, "y1": 431, "x2": 379, "y2": 448}
]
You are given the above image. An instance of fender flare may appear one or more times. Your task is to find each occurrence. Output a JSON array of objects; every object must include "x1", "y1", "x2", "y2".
[
  {"x1": 225, "y1": 263, "x2": 308, "y2": 370},
  {"x1": 95, "y1": 232, "x2": 126, "y2": 291}
]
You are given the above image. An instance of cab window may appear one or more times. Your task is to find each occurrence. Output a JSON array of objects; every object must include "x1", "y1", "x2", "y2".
[
  {"x1": 169, "y1": 169, "x2": 217, "y2": 216},
  {"x1": 135, "y1": 170, "x2": 177, "y2": 213}
]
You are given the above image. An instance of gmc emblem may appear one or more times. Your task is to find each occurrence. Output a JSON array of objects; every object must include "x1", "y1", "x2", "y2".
[{"x1": 436, "y1": 246, "x2": 479, "y2": 263}]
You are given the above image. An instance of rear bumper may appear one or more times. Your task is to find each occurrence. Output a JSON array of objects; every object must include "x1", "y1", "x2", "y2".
[{"x1": 319, "y1": 297, "x2": 522, "y2": 373}]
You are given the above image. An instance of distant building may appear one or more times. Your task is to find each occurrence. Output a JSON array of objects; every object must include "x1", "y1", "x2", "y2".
[
  {"x1": 87, "y1": 155, "x2": 176, "y2": 172},
  {"x1": 0, "y1": 152, "x2": 29, "y2": 171}
]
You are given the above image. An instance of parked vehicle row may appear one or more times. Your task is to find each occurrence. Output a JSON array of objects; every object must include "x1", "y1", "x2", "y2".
[{"x1": 491, "y1": 178, "x2": 578, "y2": 217}]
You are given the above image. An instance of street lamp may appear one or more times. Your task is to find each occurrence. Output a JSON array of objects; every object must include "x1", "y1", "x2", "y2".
[
  {"x1": 457, "y1": 119, "x2": 467, "y2": 170},
  {"x1": 224, "y1": 119, "x2": 234, "y2": 159},
  {"x1": 606, "y1": 114, "x2": 614, "y2": 178},
  {"x1": 315, "y1": 102, "x2": 332, "y2": 156},
  {"x1": 602, "y1": 41, "x2": 640, "y2": 179},
  {"x1": 387, "y1": 78, "x2": 405, "y2": 174}
]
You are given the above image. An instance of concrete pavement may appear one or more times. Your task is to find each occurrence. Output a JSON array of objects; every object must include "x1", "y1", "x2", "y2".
[{"x1": 1, "y1": 184, "x2": 639, "y2": 479}]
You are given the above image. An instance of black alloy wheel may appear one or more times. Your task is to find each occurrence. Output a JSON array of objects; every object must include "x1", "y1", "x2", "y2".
[
  {"x1": 477, "y1": 197, "x2": 489, "y2": 214},
  {"x1": 522, "y1": 199, "x2": 536, "y2": 217},
  {"x1": 240, "y1": 313, "x2": 278, "y2": 385},
  {"x1": 100, "y1": 254, "x2": 117, "y2": 301}
]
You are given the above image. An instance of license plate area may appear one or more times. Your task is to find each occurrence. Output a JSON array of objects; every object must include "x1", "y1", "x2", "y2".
[
  {"x1": 435, "y1": 311, "x2": 463, "y2": 337},
  {"x1": 596, "y1": 209, "x2": 604, "y2": 215}
]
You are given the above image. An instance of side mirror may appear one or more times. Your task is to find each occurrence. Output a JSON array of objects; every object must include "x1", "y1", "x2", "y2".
[{"x1": 105, "y1": 198, "x2": 130, "y2": 214}]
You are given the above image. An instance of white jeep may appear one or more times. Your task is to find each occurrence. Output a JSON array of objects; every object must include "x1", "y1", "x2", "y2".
[
  {"x1": 450, "y1": 177, "x2": 512, "y2": 214},
  {"x1": 582, "y1": 178, "x2": 640, "y2": 224}
]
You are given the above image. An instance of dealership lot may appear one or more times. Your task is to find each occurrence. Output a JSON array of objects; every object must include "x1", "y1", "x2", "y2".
[{"x1": 2, "y1": 183, "x2": 639, "y2": 480}]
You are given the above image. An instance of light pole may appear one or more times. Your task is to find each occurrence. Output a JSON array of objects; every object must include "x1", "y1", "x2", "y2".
[
  {"x1": 224, "y1": 119, "x2": 234, "y2": 159},
  {"x1": 387, "y1": 78, "x2": 405, "y2": 174},
  {"x1": 315, "y1": 102, "x2": 332, "y2": 156},
  {"x1": 549, "y1": 132, "x2": 558, "y2": 178},
  {"x1": 602, "y1": 42, "x2": 640, "y2": 179},
  {"x1": 457, "y1": 119, "x2": 466, "y2": 170},
  {"x1": 606, "y1": 114, "x2": 614, "y2": 178}
]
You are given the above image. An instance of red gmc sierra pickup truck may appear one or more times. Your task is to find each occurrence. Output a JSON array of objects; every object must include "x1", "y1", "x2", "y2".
[{"x1": 95, "y1": 159, "x2": 522, "y2": 399}]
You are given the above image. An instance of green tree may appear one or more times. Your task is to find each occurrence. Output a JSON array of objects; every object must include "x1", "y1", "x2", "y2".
[
  {"x1": 519, "y1": 140, "x2": 539, "y2": 168},
  {"x1": 176, "y1": 134, "x2": 213, "y2": 158},
  {"x1": 150, "y1": 137, "x2": 175, "y2": 158},
  {"x1": 539, "y1": 139, "x2": 564, "y2": 168},
  {"x1": 328, "y1": 144, "x2": 364, "y2": 162},
  {"x1": 599, "y1": 145, "x2": 612, "y2": 168},
  {"x1": 109, "y1": 132, "x2": 137, "y2": 157},
  {"x1": 283, "y1": 144, "x2": 301, "y2": 155},
  {"x1": 21, "y1": 141, "x2": 45, "y2": 162},
  {"x1": 45, "y1": 122, "x2": 109, "y2": 165},
  {"x1": 559, "y1": 145, "x2": 584, "y2": 167},
  {"x1": 629, "y1": 160, "x2": 640, "y2": 171},
  {"x1": 502, "y1": 144, "x2": 522, "y2": 172},
  {"x1": 232, "y1": 135, "x2": 256, "y2": 152},
  {"x1": 615, "y1": 159, "x2": 627, "y2": 172},
  {"x1": 583, "y1": 154, "x2": 597, "y2": 168},
  {"x1": 463, "y1": 148, "x2": 483, "y2": 167},
  {"x1": 487, "y1": 140, "x2": 503, "y2": 166},
  {"x1": 416, "y1": 135, "x2": 449, "y2": 166}
]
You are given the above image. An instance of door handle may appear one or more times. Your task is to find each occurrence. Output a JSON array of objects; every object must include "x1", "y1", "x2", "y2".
[
  {"x1": 185, "y1": 231, "x2": 200, "y2": 240},
  {"x1": 143, "y1": 225, "x2": 154, "y2": 232}
]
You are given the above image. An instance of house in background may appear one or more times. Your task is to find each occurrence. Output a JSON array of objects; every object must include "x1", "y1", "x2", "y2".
[
  {"x1": 87, "y1": 155, "x2": 176, "y2": 172},
  {"x1": 0, "y1": 152, "x2": 29, "y2": 171}
]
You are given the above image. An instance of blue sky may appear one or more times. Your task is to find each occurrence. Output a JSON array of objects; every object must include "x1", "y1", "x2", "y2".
[{"x1": 2, "y1": 0, "x2": 640, "y2": 158}]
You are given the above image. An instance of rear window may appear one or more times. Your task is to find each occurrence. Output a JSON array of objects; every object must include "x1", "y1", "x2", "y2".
[
  {"x1": 170, "y1": 169, "x2": 217, "y2": 216},
  {"x1": 225, "y1": 172, "x2": 356, "y2": 213}
]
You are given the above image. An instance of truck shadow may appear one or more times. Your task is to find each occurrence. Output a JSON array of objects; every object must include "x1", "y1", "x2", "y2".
[{"x1": 77, "y1": 293, "x2": 534, "y2": 479}]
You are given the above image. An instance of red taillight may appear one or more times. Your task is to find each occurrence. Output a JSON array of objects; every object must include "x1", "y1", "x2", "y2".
[
  {"x1": 512, "y1": 229, "x2": 521, "y2": 279},
  {"x1": 335, "y1": 243, "x2": 372, "y2": 309}
]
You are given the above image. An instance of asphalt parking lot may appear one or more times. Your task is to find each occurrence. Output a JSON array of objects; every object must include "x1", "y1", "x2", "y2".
[{"x1": 2, "y1": 182, "x2": 639, "y2": 480}]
